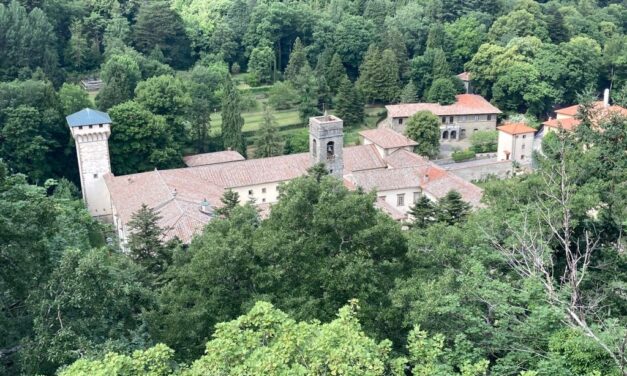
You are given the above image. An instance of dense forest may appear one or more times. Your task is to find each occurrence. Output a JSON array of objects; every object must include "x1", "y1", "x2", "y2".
[{"x1": 1, "y1": 0, "x2": 626, "y2": 375}]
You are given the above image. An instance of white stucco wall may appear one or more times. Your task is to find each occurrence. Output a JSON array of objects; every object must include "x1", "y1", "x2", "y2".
[
  {"x1": 497, "y1": 131, "x2": 534, "y2": 162},
  {"x1": 232, "y1": 181, "x2": 284, "y2": 205},
  {"x1": 376, "y1": 187, "x2": 423, "y2": 214}
]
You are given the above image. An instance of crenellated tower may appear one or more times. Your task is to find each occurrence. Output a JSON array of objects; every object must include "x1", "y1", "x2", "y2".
[{"x1": 66, "y1": 108, "x2": 113, "y2": 220}]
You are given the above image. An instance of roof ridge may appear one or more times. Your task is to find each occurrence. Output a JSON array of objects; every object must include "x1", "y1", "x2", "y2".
[{"x1": 154, "y1": 169, "x2": 185, "y2": 215}]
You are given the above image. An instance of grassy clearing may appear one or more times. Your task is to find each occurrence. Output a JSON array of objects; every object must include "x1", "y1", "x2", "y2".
[{"x1": 210, "y1": 108, "x2": 301, "y2": 133}]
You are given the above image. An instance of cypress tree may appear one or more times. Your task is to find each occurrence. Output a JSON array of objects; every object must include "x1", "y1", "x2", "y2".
[
  {"x1": 357, "y1": 46, "x2": 399, "y2": 103},
  {"x1": 215, "y1": 189, "x2": 240, "y2": 218},
  {"x1": 254, "y1": 105, "x2": 283, "y2": 158},
  {"x1": 127, "y1": 204, "x2": 171, "y2": 276},
  {"x1": 335, "y1": 75, "x2": 364, "y2": 127},
  {"x1": 285, "y1": 37, "x2": 307, "y2": 82},
  {"x1": 221, "y1": 76, "x2": 246, "y2": 155}
]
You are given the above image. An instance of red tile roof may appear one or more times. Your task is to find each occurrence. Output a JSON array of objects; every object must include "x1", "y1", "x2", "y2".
[
  {"x1": 497, "y1": 123, "x2": 536, "y2": 135},
  {"x1": 183, "y1": 150, "x2": 245, "y2": 167},
  {"x1": 359, "y1": 128, "x2": 418, "y2": 149},
  {"x1": 542, "y1": 117, "x2": 580, "y2": 131},
  {"x1": 386, "y1": 94, "x2": 501, "y2": 118},
  {"x1": 374, "y1": 198, "x2": 407, "y2": 221},
  {"x1": 384, "y1": 149, "x2": 429, "y2": 169}
]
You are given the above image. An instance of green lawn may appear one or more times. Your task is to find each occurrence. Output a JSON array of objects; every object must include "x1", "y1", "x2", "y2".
[{"x1": 210, "y1": 108, "x2": 301, "y2": 133}]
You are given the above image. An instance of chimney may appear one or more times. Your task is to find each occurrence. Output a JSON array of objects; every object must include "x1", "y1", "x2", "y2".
[
  {"x1": 200, "y1": 198, "x2": 211, "y2": 214},
  {"x1": 603, "y1": 88, "x2": 610, "y2": 107}
]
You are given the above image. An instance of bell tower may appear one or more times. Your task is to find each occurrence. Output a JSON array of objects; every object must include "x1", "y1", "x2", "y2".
[
  {"x1": 309, "y1": 115, "x2": 344, "y2": 178},
  {"x1": 66, "y1": 108, "x2": 113, "y2": 220}
]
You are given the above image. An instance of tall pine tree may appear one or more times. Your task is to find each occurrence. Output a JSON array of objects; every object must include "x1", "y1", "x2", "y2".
[
  {"x1": 127, "y1": 204, "x2": 171, "y2": 276},
  {"x1": 409, "y1": 195, "x2": 436, "y2": 228},
  {"x1": 335, "y1": 75, "x2": 364, "y2": 127},
  {"x1": 284, "y1": 37, "x2": 307, "y2": 82},
  {"x1": 326, "y1": 53, "x2": 347, "y2": 95},
  {"x1": 357, "y1": 46, "x2": 399, "y2": 103},
  {"x1": 254, "y1": 105, "x2": 283, "y2": 158},
  {"x1": 221, "y1": 76, "x2": 246, "y2": 155}
]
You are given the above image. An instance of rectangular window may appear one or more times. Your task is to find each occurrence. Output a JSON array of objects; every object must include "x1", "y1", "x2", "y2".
[
  {"x1": 248, "y1": 189, "x2": 253, "y2": 195},
  {"x1": 449, "y1": 116, "x2": 454, "y2": 123},
  {"x1": 522, "y1": 135, "x2": 526, "y2": 139},
  {"x1": 521, "y1": 155, "x2": 525, "y2": 160},
  {"x1": 99, "y1": 124, "x2": 103, "y2": 128},
  {"x1": 441, "y1": 117, "x2": 446, "y2": 124},
  {"x1": 262, "y1": 198, "x2": 266, "y2": 203},
  {"x1": 487, "y1": 114, "x2": 492, "y2": 121},
  {"x1": 522, "y1": 143, "x2": 525, "y2": 149},
  {"x1": 397, "y1": 194, "x2": 405, "y2": 206},
  {"x1": 262, "y1": 188, "x2": 266, "y2": 193},
  {"x1": 89, "y1": 125, "x2": 93, "y2": 129},
  {"x1": 398, "y1": 118, "x2": 403, "y2": 125},
  {"x1": 474, "y1": 115, "x2": 479, "y2": 121},
  {"x1": 78, "y1": 126, "x2": 83, "y2": 130},
  {"x1": 93, "y1": 173, "x2": 98, "y2": 178}
]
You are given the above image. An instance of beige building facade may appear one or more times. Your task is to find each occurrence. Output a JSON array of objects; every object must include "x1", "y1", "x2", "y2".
[{"x1": 496, "y1": 123, "x2": 536, "y2": 163}]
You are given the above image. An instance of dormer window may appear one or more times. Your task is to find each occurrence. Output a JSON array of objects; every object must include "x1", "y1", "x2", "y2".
[{"x1": 326, "y1": 141, "x2": 335, "y2": 160}]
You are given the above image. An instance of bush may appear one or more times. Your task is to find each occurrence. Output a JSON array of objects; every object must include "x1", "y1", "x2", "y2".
[
  {"x1": 470, "y1": 130, "x2": 498, "y2": 153},
  {"x1": 231, "y1": 62, "x2": 240, "y2": 74},
  {"x1": 452, "y1": 149, "x2": 476, "y2": 162}
]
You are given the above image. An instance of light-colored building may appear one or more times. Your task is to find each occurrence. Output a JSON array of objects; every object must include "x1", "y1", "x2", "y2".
[
  {"x1": 457, "y1": 72, "x2": 472, "y2": 94},
  {"x1": 384, "y1": 94, "x2": 501, "y2": 141},
  {"x1": 542, "y1": 89, "x2": 627, "y2": 134},
  {"x1": 496, "y1": 123, "x2": 536, "y2": 163},
  {"x1": 68, "y1": 111, "x2": 483, "y2": 245}
]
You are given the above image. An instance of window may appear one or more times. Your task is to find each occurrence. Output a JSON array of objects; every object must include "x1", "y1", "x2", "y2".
[
  {"x1": 398, "y1": 118, "x2": 403, "y2": 125},
  {"x1": 312, "y1": 139, "x2": 317, "y2": 157},
  {"x1": 99, "y1": 124, "x2": 103, "y2": 128},
  {"x1": 78, "y1": 126, "x2": 83, "y2": 130},
  {"x1": 449, "y1": 116, "x2": 454, "y2": 123},
  {"x1": 397, "y1": 194, "x2": 405, "y2": 206},
  {"x1": 262, "y1": 198, "x2": 266, "y2": 203},
  {"x1": 521, "y1": 155, "x2": 525, "y2": 160},
  {"x1": 413, "y1": 192, "x2": 421, "y2": 203},
  {"x1": 441, "y1": 117, "x2": 446, "y2": 124},
  {"x1": 326, "y1": 141, "x2": 335, "y2": 160},
  {"x1": 521, "y1": 143, "x2": 525, "y2": 149},
  {"x1": 474, "y1": 115, "x2": 479, "y2": 121},
  {"x1": 262, "y1": 188, "x2": 266, "y2": 193},
  {"x1": 461, "y1": 115, "x2": 466, "y2": 121},
  {"x1": 522, "y1": 135, "x2": 526, "y2": 139},
  {"x1": 248, "y1": 189, "x2": 253, "y2": 195},
  {"x1": 93, "y1": 173, "x2": 98, "y2": 178},
  {"x1": 473, "y1": 128, "x2": 478, "y2": 132},
  {"x1": 378, "y1": 195, "x2": 386, "y2": 201},
  {"x1": 487, "y1": 114, "x2": 492, "y2": 121},
  {"x1": 89, "y1": 125, "x2": 93, "y2": 129}
]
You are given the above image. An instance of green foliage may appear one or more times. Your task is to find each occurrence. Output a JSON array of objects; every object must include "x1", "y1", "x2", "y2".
[
  {"x1": 128, "y1": 204, "x2": 172, "y2": 277},
  {"x1": 292, "y1": 64, "x2": 320, "y2": 123},
  {"x1": 247, "y1": 46, "x2": 275, "y2": 86},
  {"x1": 405, "y1": 110, "x2": 440, "y2": 158},
  {"x1": 400, "y1": 81, "x2": 418, "y2": 103},
  {"x1": 96, "y1": 54, "x2": 141, "y2": 111},
  {"x1": 452, "y1": 149, "x2": 476, "y2": 162},
  {"x1": 22, "y1": 248, "x2": 154, "y2": 374},
  {"x1": 357, "y1": 45, "x2": 400, "y2": 104},
  {"x1": 133, "y1": 1, "x2": 191, "y2": 69},
  {"x1": 284, "y1": 37, "x2": 307, "y2": 82},
  {"x1": 267, "y1": 81, "x2": 298, "y2": 110},
  {"x1": 108, "y1": 101, "x2": 182, "y2": 175},
  {"x1": 215, "y1": 189, "x2": 240, "y2": 218},
  {"x1": 436, "y1": 190, "x2": 471, "y2": 225},
  {"x1": 253, "y1": 105, "x2": 283, "y2": 158},
  {"x1": 426, "y1": 77, "x2": 459, "y2": 105},
  {"x1": 221, "y1": 76, "x2": 246, "y2": 155},
  {"x1": 334, "y1": 76, "x2": 364, "y2": 127},
  {"x1": 470, "y1": 130, "x2": 498, "y2": 153},
  {"x1": 58, "y1": 83, "x2": 91, "y2": 117}
]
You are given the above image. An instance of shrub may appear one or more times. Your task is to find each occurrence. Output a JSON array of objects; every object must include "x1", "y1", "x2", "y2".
[
  {"x1": 231, "y1": 62, "x2": 241, "y2": 74},
  {"x1": 452, "y1": 149, "x2": 476, "y2": 162}
]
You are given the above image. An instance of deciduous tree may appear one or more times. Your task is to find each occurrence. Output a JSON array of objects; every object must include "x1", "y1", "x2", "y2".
[{"x1": 405, "y1": 110, "x2": 440, "y2": 159}]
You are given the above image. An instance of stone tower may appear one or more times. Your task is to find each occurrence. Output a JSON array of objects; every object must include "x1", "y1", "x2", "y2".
[
  {"x1": 309, "y1": 114, "x2": 344, "y2": 178},
  {"x1": 66, "y1": 108, "x2": 113, "y2": 220}
]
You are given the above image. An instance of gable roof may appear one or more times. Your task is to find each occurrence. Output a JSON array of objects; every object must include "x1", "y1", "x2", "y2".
[
  {"x1": 384, "y1": 149, "x2": 429, "y2": 169},
  {"x1": 183, "y1": 150, "x2": 246, "y2": 167},
  {"x1": 66, "y1": 108, "x2": 111, "y2": 127},
  {"x1": 359, "y1": 128, "x2": 418, "y2": 149},
  {"x1": 544, "y1": 102, "x2": 627, "y2": 131},
  {"x1": 386, "y1": 94, "x2": 502, "y2": 118},
  {"x1": 542, "y1": 117, "x2": 580, "y2": 131},
  {"x1": 497, "y1": 123, "x2": 536, "y2": 135}
]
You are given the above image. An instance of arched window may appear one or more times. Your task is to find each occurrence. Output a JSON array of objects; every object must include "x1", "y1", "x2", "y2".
[
  {"x1": 450, "y1": 130, "x2": 457, "y2": 139},
  {"x1": 312, "y1": 139, "x2": 317, "y2": 157},
  {"x1": 442, "y1": 130, "x2": 449, "y2": 139},
  {"x1": 326, "y1": 141, "x2": 334, "y2": 160}
]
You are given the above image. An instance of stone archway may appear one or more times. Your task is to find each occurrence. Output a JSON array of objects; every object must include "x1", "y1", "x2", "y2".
[
  {"x1": 442, "y1": 130, "x2": 449, "y2": 139},
  {"x1": 450, "y1": 130, "x2": 457, "y2": 139}
]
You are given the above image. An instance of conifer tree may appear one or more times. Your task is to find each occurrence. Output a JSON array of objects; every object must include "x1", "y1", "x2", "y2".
[
  {"x1": 254, "y1": 105, "x2": 283, "y2": 158},
  {"x1": 293, "y1": 64, "x2": 320, "y2": 123},
  {"x1": 215, "y1": 189, "x2": 240, "y2": 218},
  {"x1": 65, "y1": 21, "x2": 89, "y2": 71},
  {"x1": 326, "y1": 53, "x2": 346, "y2": 94},
  {"x1": 127, "y1": 204, "x2": 171, "y2": 275},
  {"x1": 285, "y1": 37, "x2": 307, "y2": 82},
  {"x1": 400, "y1": 81, "x2": 418, "y2": 103},
  {"x1": 357, "y1": 46, "x2": 399, "y2": 103},
  {"x1": 409, "y1": 195, "x2": 437, "y2": 228},
  {"x1": 335, "y1": 75, "x2": 364, "y2": 127},
  {"x1": 221, "y1": 76, "x2": 246, "y2": 155},
  {"x1": 435, "y1": 190, "x2": 471, "y2": 225}
]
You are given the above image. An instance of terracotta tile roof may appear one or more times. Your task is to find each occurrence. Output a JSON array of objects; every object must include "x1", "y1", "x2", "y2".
[
  {"x1": 457, "y1": 72, "x2": 471, "y2": 81},
  {"x1": 497, "y1": 123, "x2": 536, "y2": 135},
  {"x1": 374, "y1": 198, "x2": 406, "y2": 221},
  {"x1": 343, "y1": 144, "x2": 387, "y2": 171},
  {"x1": 183, "y1": 150, "x2": 245, "y2": 167},
  {"x1": 359, "y1": 128, "x2": 418, "y2": 149},
  {"x1": 542, "y1": 117, "x2": 580, "y2": 131},
  {"x1": 422, "y1": 171, "x2": 483, "y2": 207},
  {"x1": 386, "y1": 94, "x2": 502, "y2": 118},
  {"x1": 384, "y1": 149, "x2": 429, "y2": 168},
  {"x1": 554, "y1": 104, "x2": 580, "y2": 116}
]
